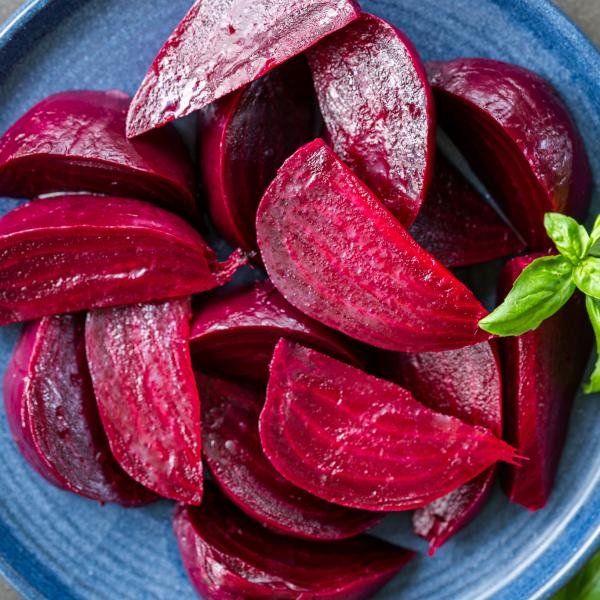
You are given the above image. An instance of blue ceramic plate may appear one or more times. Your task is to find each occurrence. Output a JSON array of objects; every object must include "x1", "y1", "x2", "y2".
[{"x1": 0, "y1": 1, "x2": 599, "y2": 599}]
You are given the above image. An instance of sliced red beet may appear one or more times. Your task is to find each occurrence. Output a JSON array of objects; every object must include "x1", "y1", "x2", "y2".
[
  {"x1": 201, "y1": 375, "x2": 380, "y2": 540},
  {"x1": 308, "y1": 13, "x2": 434, "y2": 226},
  {"x1": 190, "y1": 281, "x2": 360, "y2": 383},
  {"x1": 256, "y1": 139, "x2": 490, "y2": 352},
  {"x1": 409, "y1": 154, "x2": 525, "y2": 267},
  {"x1": 499, "y1": 256, "x2": 592, "y2": 510},
  {"x1": 85, "y1": 299, "x2": 203, "y2": 504},
  {"x1": 126, "y1": 0, "x2": 360, "y2": 137},
  {"x1": 259, "y1": 340, "x2": 517, "y2": 512},
  {"x1": 199, "y1": 57, "x2": 319, "y2": 252},
  {"x1": 3, "y1": 314, "x2": 155, "y2": 506},
  {"x1": 0, "y1": 90, "x2": 195, "y2": 214},
  {"x1": 428, "y1": 59, "x2": 592, "y2": 249},
  {"x1": 0, "y1": 194, "x2": 244, "y2": 326},
  {"x1": 174, "y1": 484, "x2": 413, "y2": 599}
]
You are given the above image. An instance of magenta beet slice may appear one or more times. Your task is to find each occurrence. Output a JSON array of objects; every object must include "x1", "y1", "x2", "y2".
[
  {"x1": 259, "y1": 340, "x2": 517, "y2": 511},
  {"x1": 85, "y1": 299, "x2": 203, "y2": 504},
  {"x1": 0, "y1": 90, "x2": 195, "y2": 214},
  {"x1": 308, "y1": 13, "x2": 434, "y2": 226},
  {"x1": 429, "y1": 59, "x2": 592, "y2": 248},
  {"x1": 190, "y1": 281, "x2": 360, "y2": 383},
  {"x1": 174, "y1": 484, "x2": 413, "y2": 599},
  {"x1": 409, "y1": 154, "x2": 524, "y2": 267},
  {"x1": 199, "y1": 58, "x2": 319, "y2": 252},
  {"x1": 126, "y1": 0, "x2": 360, "y2": 137},
  {"x1": 3, "y1": 314, "x2": 155, "y2": 506},
  {"x1": 0, "y1": 194, "x2": 243, "y2": 326},
  {"x1": 499, "y1": 256, "x2": 592, "y2": 510},
  {"x1": 256, "y1": 138, "x2": 490, "y2": 352},
  {"x1": 201, "y1": 375, "x2": 380, "y2": 540}
]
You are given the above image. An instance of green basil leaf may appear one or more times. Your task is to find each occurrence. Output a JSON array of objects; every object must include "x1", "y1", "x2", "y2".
[
  {"x1": 554, "y1": 549, "x2": 600, "y2": 599},
  {"x1": 544, "y1": 212, "x2": 590, "y2": 262},
  {"x1": 584, "y1": 296, "x2": 600, "y2": 395},
  {"x1": 574, "y1": 257, "x2": 600, "y2": 299},
  {"x1": 589, "y1": 215, "x2": 600, "y2": 257},
  {"x1": 479, "y1": 255, "x2": 575, "y2": 336}
]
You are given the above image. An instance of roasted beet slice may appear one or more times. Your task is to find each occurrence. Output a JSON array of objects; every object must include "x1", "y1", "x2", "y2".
[
  {"x1": 201, "y1": 375, "x2": 380, "y2": 540},
  {"x1": 409, "y1": 154, "x2": 524, "y2": 267},
  {"x1": 3, "y1": 314, "x2": 155, "y2": 506},
  {"x1": 126, "y1": 0, "x2": 360, "y2": 137},
  {"x1": 86, "y1": 299, "x2": 203, "y2": 504},
  {"x1": 0, "y1": 195, "x2": 243, "y2": 325},
  {"x1": 174, "y1": 484, "x2": 413, "y2": 599},
  {"x1": 190, "y1": 281, "x2": 360, "y2": 383},
  {"x1": 499, "y1": 256, "x2": 592, "y2": 510},
  {"x1": 0, "y1": 90, "x2": 195, "y2": 214},
  {"x1": 308, "y1": 13, "x2": 434, "y2": 226},
  {"x1": 199, "y1": 58, "x2": 319, "y2": 252},
  {"x1": 259, "y1": 340, "x2": 517, "y2": 512},
  {"x1": 256, "y1": 139, "x2": 490, "y2": 352},
  {"x1": 429, "y1": 59, "x2": 592, "y2": 249}
]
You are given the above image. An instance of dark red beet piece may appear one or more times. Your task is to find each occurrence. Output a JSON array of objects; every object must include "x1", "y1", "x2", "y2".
[
  {"x1": 499, "y1": 256, "x2": 592, "y2": 510},
  {"x1": 256, "y1": 139, "x2": 490, "y2": 352},
  {"x1": 0, "y1": 90, "x2": 196, "y2": 214},
  {"x1": 0, "y1": 194, "x2": 244, "y2": 326},
  {"x1": 201, "y1": 375, "x2": 380, "y2": 540},
  {"x1": 199, "y1": 58, "x2": 319, "y2": 252},
  {"x1": 127, "y1": 0, "x2": 360, "y2": 137},
  {"x1": 429, "y1": 59, "x2": 592, "y2": 249},
  {"x1": 259, "y1": 340, "x2": 517, "y2": 511},
  {"x1": 308, "y1": 13, "x2": 435, "y2": 226},
  {"x1": 86, "y1": 299, "x2": 203, "y2": 504},
  {"x1": 409, "y1": 154, "x2": 524, "y2": 267},
  {"x1": 3, "y1": 314, "x2": 155, "y2": 506},
  {"x1": 190, "y1": 281, "x2": 360, "y2": 383},
  {"x1": 174, "y1": 484, "x2": 413, "y2": 599}
]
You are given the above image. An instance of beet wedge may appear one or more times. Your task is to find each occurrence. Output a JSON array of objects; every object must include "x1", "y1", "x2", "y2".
[
  {"x1": 174, "y1": 484, "x2": 413, "y2": 599},
  {"x1": 499, "y1": 256, "x2": 592, "y2": 510},
  {"x1": 3, "y1": 314, "x2": 155, "y2": 506},
  {"x1": 190, "y1": 281, "x2": 360, "y2": 383},
  {"x1": 0, "y1": 90, "x2": 196, "y2": 214},
  {"x1": 256, "y1": 139, "x2": 490, "y2": 352},
  {"x1": 409, "y1": 154, "x2": 524, "y2": 267},
  {"x1": 201, "y1": 375, "x2": 380, "y2": 540},
  {"x1": 126, "y1": 0, "x2": 360, "y2": 137},
  {"x1": 0, "y1": 195, "x2": 243, "y2": 326},
  {"x1": 86, "y1": 299, "x2": 203, "y2": 504},
  {"x1": 429, "y1": 59, "x2": 592, "y2": 249},
  {"x1": 259, "y1": 340, "x2": 517, "y2": 512},
  {"x1": 308, "y1": 13, "x2": 434, "y2": 226}
]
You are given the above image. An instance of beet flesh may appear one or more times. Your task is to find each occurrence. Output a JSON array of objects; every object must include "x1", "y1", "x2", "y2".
[
  {"x1": 3, "y1": 314, "x2": 155, "y2": 506},
  {"x1": 85, "y1": 299, "x2": 203, "y2": 504},
  {"x1": 308, "y1": 13, "x2": 434, "y2": 226},
  {"x1": 256, "y1": 138, "x2": 490, "y2": 352},
  {"x1": 259, "y1": 340, "x2": 517, "y2": 512},
  {"x1": 429, "y1": 59, "x2": 592, "y2": 249},
  {"x1": 174, "y1": 484, "x2": 413, "y2": 599},
  {"x1": 0, "y1": 194, "x2": 243, "y2": 325},
  {"x1": 127, "y1": 0, "x2": 360, "y2": 137}
]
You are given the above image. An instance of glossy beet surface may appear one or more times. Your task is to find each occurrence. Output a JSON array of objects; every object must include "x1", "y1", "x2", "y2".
[
  {"x1": 429, "y1": 59, "x2": 592, "y2": 249},
  {"x1": 260, "y1": 340, "x2": 517, "y2": 511},
  {"x1": 199, "y1": 57, "x2": 319, "y2": 252},
  {"x1": 499, "y1": 256, "x2": 592, "y2": 510},
  {"x1": 86, "y1": 299, "x2": 203, "y2": 504},
  {"x1": 126, "y1": 0, "x2": 360, "y2": 137},
  {"x1": 309, "y1": 13, "x2": 434, "y2": 226},
  {"x1": 0, "y1": 195, "x2": 243, "y2": 325},
  {"x1": 190, "y1": 281, "x2": 360, "y2": 383},
  {"x1": 174, "y1": 485, "x2": 413, "y2": 599},
  {"x1": 3, "y1": 314, "x2": 155, "y2": 506},
  {"x1": 409, "y1": 154, "x2": 524, "y2": 267},
  {"x1": 256, "y1": 139, "x2": 490, "y2": 352},
  {"x1": 0, "y1": 90, "x2": 196, "y2": 214}
]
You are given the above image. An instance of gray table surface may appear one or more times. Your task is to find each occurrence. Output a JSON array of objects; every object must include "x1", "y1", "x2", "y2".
[{"x1": 0, "y1": 0, "x2": 598, "y2": 598}]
